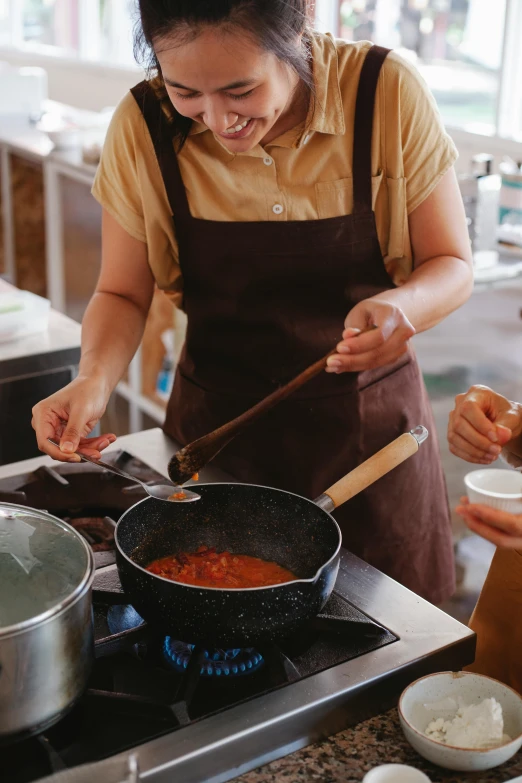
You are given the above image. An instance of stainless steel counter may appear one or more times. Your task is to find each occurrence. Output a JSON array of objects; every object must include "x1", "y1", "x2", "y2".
[
  {"x1": 0, "y1": 101, "x2": 101, "y2": 178},
  {"x1": 0, "y1": 279, "x2": 81, "y2": 464},
  {"x1": 0, "y1": 279, "x2": 81, "y2": 382}
]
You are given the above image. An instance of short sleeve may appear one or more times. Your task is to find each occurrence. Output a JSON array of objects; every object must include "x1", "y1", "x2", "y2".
[
  {"x1": 92, "y1": 93, "x2": 147, "y2": 242},
  {"x1": 386, "y1": 54, "x2": 458, "y2": 214}
]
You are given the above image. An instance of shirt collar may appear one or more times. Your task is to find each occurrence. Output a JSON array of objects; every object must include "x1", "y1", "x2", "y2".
[{"x1": 304, "y1": 32, "x2": 346, "y2": 139}]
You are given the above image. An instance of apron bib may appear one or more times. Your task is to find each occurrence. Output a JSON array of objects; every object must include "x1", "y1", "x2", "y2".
[{"x1": 131, "y1": 45, "x2": 455, "y2": 604}]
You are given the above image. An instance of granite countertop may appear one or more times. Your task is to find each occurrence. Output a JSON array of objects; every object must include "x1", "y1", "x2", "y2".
[{"x1": 235, "y1": 709, "x2": 522, "y2": 783}]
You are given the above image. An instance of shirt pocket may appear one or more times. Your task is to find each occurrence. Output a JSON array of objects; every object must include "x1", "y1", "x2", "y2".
[{"x1": 315, "y1": 172, "x2": 384, "y2": 219}]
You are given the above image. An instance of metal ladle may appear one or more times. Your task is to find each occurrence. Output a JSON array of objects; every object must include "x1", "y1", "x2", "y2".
[{"x1": 47, "y1": 439, "x2": 201, "y2": 503}]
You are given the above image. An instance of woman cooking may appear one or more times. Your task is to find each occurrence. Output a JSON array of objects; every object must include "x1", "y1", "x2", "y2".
[
  {"x1": 448, "y1": 384, "x2": 522, "y2": 693},
  {"x1": 31, "y1": 0, "x2": 473, "y2": 604}
]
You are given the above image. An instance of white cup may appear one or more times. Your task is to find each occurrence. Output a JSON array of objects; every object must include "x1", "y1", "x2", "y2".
[
  {"x1": 363, "y1": 764, "x2": 431, "y2": 783},
  {"x1": 464, "y1": 468, "x2": 522, "y2": 513}
]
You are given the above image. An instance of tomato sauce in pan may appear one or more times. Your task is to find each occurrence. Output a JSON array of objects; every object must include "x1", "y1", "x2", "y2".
[{"x1": 145, "y1": 545, "x2": 297, "y2": 588}]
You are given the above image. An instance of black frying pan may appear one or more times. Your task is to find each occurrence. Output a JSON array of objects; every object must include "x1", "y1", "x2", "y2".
[{"x1": 115, "y1": 427, "x2": 427, "y2": 647}]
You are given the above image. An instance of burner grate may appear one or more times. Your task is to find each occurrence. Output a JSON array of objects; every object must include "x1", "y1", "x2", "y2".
[{"x1": 66, "y1": 515, "x2": 117, "y2": 551}]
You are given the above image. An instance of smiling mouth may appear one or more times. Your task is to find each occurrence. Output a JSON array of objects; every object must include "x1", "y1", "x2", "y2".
[{"x1": 220, "y1": 118, "x2": 255, "y2": 139}]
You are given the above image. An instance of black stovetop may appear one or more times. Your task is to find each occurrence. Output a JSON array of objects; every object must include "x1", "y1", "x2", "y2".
[{"x1": 0, "y1": 454, "x2": 398, "y2": 783}]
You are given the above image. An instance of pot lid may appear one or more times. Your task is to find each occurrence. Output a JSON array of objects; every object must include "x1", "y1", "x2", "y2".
[{"x1": 0, "y1": 503, "x2": 92, "y2": 632}]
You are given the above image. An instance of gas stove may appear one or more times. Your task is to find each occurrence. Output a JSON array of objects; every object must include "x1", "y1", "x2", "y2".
[{"x1": 0, "y1": 429, "x2": 476, "y2": 783}]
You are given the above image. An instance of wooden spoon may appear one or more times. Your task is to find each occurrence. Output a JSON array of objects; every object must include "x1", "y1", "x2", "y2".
[{"x1": 168, "y1": 347, "x2": 339, "y2": 485}]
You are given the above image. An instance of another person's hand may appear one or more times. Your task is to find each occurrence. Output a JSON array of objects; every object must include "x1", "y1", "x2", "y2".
[
  {"x1": 456, "y1": 497, "x2": 522, "y2": 549},
  {"x1": 326, "y1": 299, "x2": 415, "y2": 374},
  {"x1": 31, "y1": 375, "x2": 116, "y2": 462},
  {"x1": 447, "y1": 385, "x2": 522, "y2": 464}
]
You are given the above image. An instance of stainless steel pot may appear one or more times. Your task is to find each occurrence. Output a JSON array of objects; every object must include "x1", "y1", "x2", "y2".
[{"x1": 0, "y1": 502, "x2": 95, "y2": 738}]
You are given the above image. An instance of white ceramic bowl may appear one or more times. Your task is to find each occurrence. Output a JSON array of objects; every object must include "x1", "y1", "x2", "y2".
[
  {"x1": 464, "y1": 468, "x2": 522, "y2": 513},
  {"x1": 363, "y1": 764, "x2": 431, "y2": 782},
  {"x1": 399, "y1": 672, "x2": 522, "y2": 771},
  {"x1": 45, "y1": 128, "x2": 82, "y2": 150}
]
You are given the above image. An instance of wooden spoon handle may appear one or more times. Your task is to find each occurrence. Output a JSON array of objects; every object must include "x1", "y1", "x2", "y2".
[{"x1": 317, "y1": 426, "x2": 428, "y2": 511}]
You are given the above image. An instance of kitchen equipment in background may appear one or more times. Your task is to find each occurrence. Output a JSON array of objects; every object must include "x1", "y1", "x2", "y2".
[
  {"x1": 36, "y1": 106, "x2": 113, "y2": 152},
  {"x1": 459, "y1": 153, "x2": 498, "y2": 253},
  {"x1": 499, "y1": 159, "x2": 522, "y2": 227},
  {"x1": 497, "y1": 222, "x2": 522, "y2": 250},
  {"x1": 36, "y1": 115, "x2": 82, "y2": 150},
  {"x1": 155, "y1": 329, "x2": 175, "y2": 402},
  {"x1": 470, "y1": 153, "x2": 494, "y2": 179},
  {"x1": 123, "y1": 428, "x2": 428, "y2": 647},
  {"x1": 0, "y1": 280, "x2": 81, "y2": 467},
  {"x1": 47, "y1": 438, "x2": 199, "y2": 504},
  {"x1": 0, "y1": 429, "x2": 475, "y2": 783},
  {"x1": 0, "y1": 503, "x2": 95, "y2": 738},
  {"x1": 0, "y1": 64, "x2": 47, "y2": 119},
  {"x1": 0, "y1": 290, "x2": 50, "y2": 343}
]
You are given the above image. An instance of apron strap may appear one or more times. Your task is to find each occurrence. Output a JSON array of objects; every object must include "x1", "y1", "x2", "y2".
[
  {"x1": 352, "y1": 45, "x2": 391, "y2": 215},
  {"x1": 130, "y1": 81, "x2": 191, "y2": 222}
]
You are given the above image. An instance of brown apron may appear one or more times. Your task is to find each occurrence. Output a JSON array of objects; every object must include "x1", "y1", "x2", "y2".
[
  {"x1": 466, "y1": 548, "x2": 522, "y2": 694},
  {"x1": 131, "y1": 45, "x2": 455, "y2": 604}
]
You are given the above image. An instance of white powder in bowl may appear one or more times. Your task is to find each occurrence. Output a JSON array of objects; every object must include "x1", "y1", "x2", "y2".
[{"x1": 424, "y1": 697, "x2": 511, "y2": 749}]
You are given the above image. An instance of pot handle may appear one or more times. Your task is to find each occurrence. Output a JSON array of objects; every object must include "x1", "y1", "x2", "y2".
[{"x1": 314, "y1": 425, "x2": 428, "y2": 512}]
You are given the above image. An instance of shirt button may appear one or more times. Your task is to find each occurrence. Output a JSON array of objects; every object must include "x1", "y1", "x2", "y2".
[
  {"x1": 272, "y1": 204, "x2": 284, "y2": 215},
  {"x1": 263, "y1": 156, "x2": 273, "y2": 166}
]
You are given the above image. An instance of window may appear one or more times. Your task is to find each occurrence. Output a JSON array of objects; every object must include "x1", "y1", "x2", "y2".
[
  {"x1": 98, "y1": 0, "x2": 137, "y2": 66},
  {"x1": 335, "y1": 0, "x2": 507, "y2": 136},
  {"x1": 315, "y1": 0, "x2": 522, "y2": 140},
  {"x1": 21, "y1": 0, "x2": 79, "y2": 52},
  {"x1": 2, "y1": 0, "x2": 138, "y2": 66},
  {"x1": 0, "y1": 0, "x2": 11, "y2": 46}
]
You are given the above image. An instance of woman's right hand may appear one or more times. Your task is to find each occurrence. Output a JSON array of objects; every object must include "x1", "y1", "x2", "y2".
[
  {"x1": 447, "y1": 384, "x2": 522, "y2": 464},
  {"x1": 31, "y1": 374, "x2": 116, "y2": 462}
]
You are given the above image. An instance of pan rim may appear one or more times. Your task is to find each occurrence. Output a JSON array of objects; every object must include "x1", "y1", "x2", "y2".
[{"x1": 114, "y1": 482, "x2": 342, "y2": 593}]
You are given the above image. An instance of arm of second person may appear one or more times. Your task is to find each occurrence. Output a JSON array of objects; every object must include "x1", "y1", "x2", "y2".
[{"x1": 447, "y1": 385, "x2": 522, "y2": 465}]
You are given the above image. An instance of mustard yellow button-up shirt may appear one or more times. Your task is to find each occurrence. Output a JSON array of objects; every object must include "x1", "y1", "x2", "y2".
[{"x1": 92, "y1": 33, "x2": 458, "y2": 308}]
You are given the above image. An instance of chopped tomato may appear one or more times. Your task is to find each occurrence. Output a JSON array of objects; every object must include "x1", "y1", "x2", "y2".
[
  {"x1": 146, "y1": 545, "x2": 296, "y2": 588},
  {"x1": 168, "y1": 491, "x2": 187, "y2": 501}
]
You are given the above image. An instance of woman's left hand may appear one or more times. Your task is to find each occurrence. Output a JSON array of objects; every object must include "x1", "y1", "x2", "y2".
[
  {"x1": 456, "y1": 497, "x2": 522, "y2": 549},
  {"x1": 326, "y1": 299, "x2": 415, "y2": 374}
]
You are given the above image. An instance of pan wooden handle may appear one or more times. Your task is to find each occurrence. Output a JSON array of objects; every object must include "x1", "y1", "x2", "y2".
[{"x1": 315, "y1": 426, "x2": 428, "y2": 512}]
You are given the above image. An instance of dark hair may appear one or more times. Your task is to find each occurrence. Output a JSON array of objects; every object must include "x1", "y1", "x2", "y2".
[{"x1": 134, "y1": 0, "x2": 314, "y2": 149}]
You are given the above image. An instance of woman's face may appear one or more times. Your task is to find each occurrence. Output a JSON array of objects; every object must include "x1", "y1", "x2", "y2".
[{"x1": 155, "y1": 26, "x2": 303, "y2": 151}]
